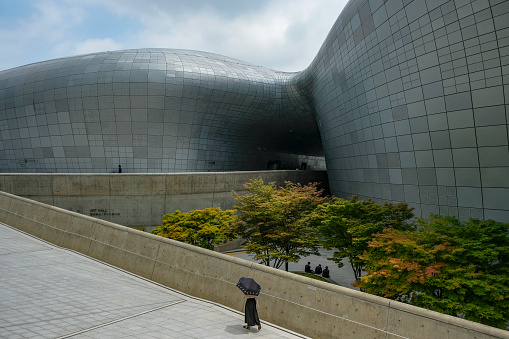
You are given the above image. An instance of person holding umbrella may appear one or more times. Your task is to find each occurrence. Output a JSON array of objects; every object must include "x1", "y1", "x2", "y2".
[{"x1": 236, "y1": 277, "x2": 262, "y2": 330}]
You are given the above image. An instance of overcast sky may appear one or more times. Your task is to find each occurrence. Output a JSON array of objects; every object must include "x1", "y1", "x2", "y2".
[{"x1": 0, "y1": 0, "x2": 349, "y2": 73}]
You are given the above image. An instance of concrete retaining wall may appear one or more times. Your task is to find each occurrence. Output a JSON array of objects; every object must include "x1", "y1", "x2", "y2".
[
  {"x1": 0, "y1": 170, "x2": 329, "y2": 229},
  {"x1": 0, "y1": 191, "x2": 507, "y2": 339}
]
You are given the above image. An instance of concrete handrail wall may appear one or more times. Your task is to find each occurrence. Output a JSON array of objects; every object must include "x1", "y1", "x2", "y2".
[{"x1": 0, "y1": 191, "x2": 507, "y2": 339}]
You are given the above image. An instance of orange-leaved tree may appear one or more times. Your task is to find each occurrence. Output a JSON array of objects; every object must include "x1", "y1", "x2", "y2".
[{"x1": 356, "y1": 215, "x2": 509, "y2": 329}]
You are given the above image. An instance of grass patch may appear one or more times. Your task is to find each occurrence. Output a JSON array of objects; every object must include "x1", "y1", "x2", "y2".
[{"x1": 294, "y1": 272, "x2": 330, "y2": 283}]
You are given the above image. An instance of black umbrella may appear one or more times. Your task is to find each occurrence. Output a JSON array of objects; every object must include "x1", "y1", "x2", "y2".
[{"x1": 236, "y1": 277, "x2": 261, "y2": 296}]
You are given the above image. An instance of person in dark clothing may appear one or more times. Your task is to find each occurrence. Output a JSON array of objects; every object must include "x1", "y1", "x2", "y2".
[
  {"x1": 315, "y1": 264, "x2": 322, "y2": 274},
  {"x1": 322, "y1": 266, "x2": 330, "y2": 278},
  {"x1": 243, "y1": 295, "x2": 261, "y2": 330},
  {"x1": 305, "y1": 262, "x2": 313, "y2": 273},
  {"x1": 117, "y1": 165, "x2": 122, "y2": 173}
]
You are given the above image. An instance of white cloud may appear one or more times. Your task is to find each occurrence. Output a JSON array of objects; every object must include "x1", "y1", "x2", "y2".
[
  {"x1": 0, "y1": 0, "x2": 348, "y2": 72},
  {"x1": 73, "y1": 38, "x2": 124, "y2": 56},
  {"x1": 0, "y1": 0, "x2": 88, "y2": 69},
  {"x1": 115, "y1": 0, "x2": 345, "y2": 71}
]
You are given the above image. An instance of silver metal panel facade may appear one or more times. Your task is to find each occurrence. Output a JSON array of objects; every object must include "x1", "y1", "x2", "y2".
[
  {"x1": 1, "y1": 0, "x2": 508, "y2": 221},
  {"x1": 0, "y1": 50, "x2": 324, "y2": 174},
  {"x1": 299, "y1": 0, "x2": 509, "y2": 221}
]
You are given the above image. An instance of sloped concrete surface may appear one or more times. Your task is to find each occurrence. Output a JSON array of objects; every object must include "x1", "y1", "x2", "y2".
[{"x1": 0, "y1": 223, "x2": 308, "y2": 339}]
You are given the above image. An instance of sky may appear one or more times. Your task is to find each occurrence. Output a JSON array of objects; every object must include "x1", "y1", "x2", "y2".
[{"x1": 0, "y1": 0, "x2": 350, "y2": 73}]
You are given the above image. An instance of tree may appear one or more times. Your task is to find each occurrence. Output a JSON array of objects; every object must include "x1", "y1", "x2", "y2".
[
  {"x1": 151, "y1": 207, "x2": 237, "y2": 250},
  {"x1": 231, "y1": 179, "x2": 328, "y2": 271},
  {"x1": 318, "y1": 196, "x2": 414, "y2": 281},
  {"x1": 356, "y1": 215, "x2": 509, "y2": 329}
]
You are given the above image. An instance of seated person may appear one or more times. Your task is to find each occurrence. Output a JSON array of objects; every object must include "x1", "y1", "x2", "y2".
[
  {"x1": 304, "y1": 262, "x2": 313, "y2": 273},
  {"x1": 322, "y1": 266, "x2": 330, "y2": 278},
  {"x1": 314, "y1": 264, "x2": 322, "y2": 274}
]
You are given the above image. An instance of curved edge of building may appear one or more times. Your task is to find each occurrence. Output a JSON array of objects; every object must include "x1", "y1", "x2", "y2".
[{"x1": 299, "y1": 0, "x2": 509, "y2": 221}]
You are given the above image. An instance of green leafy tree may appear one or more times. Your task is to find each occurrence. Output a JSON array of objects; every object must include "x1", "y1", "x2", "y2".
[
  {"x1": 231, "y1": 179, "x2": 328, "y2": 271},
  {"x1": 356, "y1": 215, "x2": 509, "y2": 329},
  {"x1": 151, "y1": 207, "x2": 237, "y2": 250},
  {"x1": 318, "y1": 196, "x2": 414, "y2": 281}
]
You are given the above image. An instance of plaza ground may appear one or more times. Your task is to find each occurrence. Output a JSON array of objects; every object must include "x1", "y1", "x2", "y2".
[{"x1": 228, "y1": 247, "x2": 358, "y2": 289}]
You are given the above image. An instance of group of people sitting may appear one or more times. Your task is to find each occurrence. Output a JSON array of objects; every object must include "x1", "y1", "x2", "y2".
[{"x1": 304, "y1": 262, "x2": 330, "y2": 278}]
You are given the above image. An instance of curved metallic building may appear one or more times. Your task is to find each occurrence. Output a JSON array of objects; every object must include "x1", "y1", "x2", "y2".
[
  {"x1": 0, "y1": 49, "x2": 324, "y2": 173},
  {"x1": 1, "y1": 0, "x2": 508, "y2": 221}
]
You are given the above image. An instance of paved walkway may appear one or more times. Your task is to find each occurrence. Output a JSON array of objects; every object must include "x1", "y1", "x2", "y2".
[
  {"x1": 0, "y1": 223, "x2": 309, "y2": 339},
  {"x1": 228, "y1": 248, "x2": 358, "y2": 289}
]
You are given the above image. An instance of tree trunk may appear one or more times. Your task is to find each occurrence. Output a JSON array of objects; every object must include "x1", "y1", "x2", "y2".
[{"x1": 285, "y1": 245, "x2": 290, "y2": 271}]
